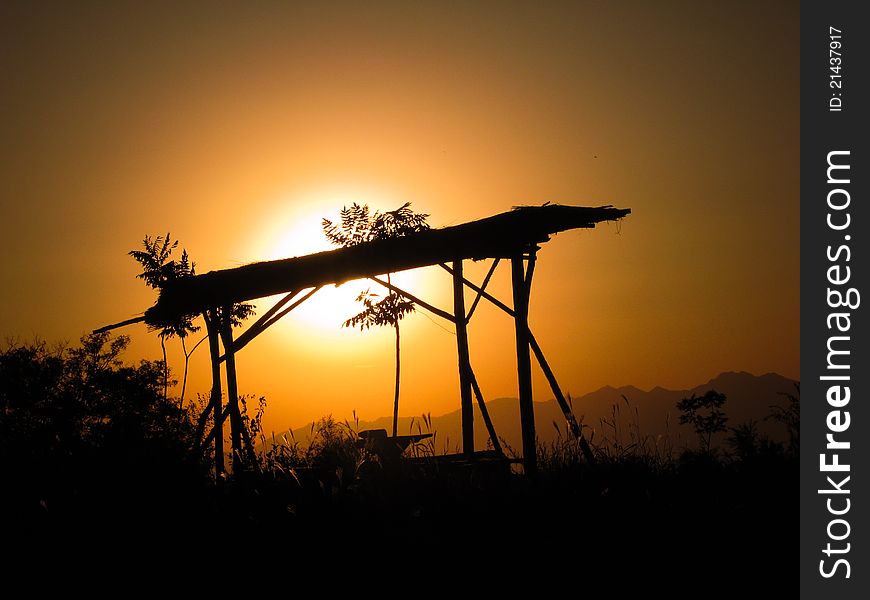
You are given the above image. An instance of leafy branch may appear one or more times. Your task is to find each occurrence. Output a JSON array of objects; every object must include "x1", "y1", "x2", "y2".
[{"x1": 323, "y1": 202, "x2": 430, "y2": 437}]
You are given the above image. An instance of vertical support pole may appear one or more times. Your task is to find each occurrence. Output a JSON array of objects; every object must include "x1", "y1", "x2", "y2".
[
  {"x1": 389, "y1": 275, "x2": 401, "y2": 439},
  {"x1": 512, "y1": 254, "x2": 537, "y2": 477},
  {"x1": 453, "y1": 259, "x2": 474, "y2": 456},
  {"x1": 219, "y1": 307, "x2": 244, "y2": 470},
  {"x1": 204, "y1": 312, "x2": 224, "y2": 478},
  {"x1": 392, "y1": 320, "x2": 401, "y2": 438}
]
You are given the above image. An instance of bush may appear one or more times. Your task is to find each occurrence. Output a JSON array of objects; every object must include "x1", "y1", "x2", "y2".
[{"x1": 0, "y1": 332, "x2": 210, "y2": 533}]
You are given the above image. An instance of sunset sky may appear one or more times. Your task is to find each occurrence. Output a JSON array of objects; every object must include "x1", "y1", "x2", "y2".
[{"x1": 0, "y1": 1, "x2": 799, "y2": 434}]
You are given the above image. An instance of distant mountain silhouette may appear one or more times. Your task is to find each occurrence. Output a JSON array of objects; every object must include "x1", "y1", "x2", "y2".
[{"x1": 277, "y1": 371, "x2": 798, "y2": 454}]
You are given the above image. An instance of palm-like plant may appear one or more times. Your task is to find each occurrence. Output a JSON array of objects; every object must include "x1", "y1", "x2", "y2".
[
  {"x1": 322, "y1": 203, "x2": 429, "y2": 437},
  {"x1": 130, "y1": 234, "x2": 201, "y2": 403}
]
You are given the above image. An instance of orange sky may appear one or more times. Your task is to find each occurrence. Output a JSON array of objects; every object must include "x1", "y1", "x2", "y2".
[{"x1": 0, "y1": 1, "x2": 799, "y2": 434}]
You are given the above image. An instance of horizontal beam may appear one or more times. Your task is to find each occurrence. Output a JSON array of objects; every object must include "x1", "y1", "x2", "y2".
[
  {"x1": 143, "y1": 205, "x2": 629, "y2": 326},
  {"x1": 93, "y1": 315, "x2": 146, "y2": 334}
]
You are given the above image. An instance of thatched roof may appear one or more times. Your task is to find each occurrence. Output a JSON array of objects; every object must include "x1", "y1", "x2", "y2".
[{"x1": 143, "y1": 204, "x2": 629, "y2": 326}]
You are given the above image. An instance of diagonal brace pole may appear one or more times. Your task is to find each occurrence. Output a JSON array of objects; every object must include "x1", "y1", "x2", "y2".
[
  {"x1": 196, "y1": 404, "x2": 233, "y2": 454},
  {"x1": 230, "y1": 289, "x2": 298, "y2": 346},
  {"x1": 466, "y1": 258, "x2": 500, "y2": 322},
  {"x1": 528, "y1": 332, "x2": 597, "y2": 465},
  {"x1": 220, "y1": 287, "x2": 321, "y2": 361},
  {"x1": 467, "y1": 364, "x2": 503, "y2": 455},
  {"x1": 439, "y1": 262, "x2": 514, "y2": 317},
  {"x1": 368, "y1": 275, "x2": 455, "y2": 323}
]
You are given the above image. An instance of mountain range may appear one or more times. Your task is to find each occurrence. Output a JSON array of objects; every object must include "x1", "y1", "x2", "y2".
[{"x1": 276, "y1": 371, "x2": 799, "y2": 454}]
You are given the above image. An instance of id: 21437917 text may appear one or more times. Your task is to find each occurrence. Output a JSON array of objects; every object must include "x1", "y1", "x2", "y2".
[{"x1": 829, "y1": 27, "x2": 844, "y2": 112}]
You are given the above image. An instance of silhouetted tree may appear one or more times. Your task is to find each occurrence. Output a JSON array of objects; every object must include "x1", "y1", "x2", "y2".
[
  {"x1": 676, "y1": 389, "x2": 728, "y2": 452},
  {"x1": 0, "y1": 332, "x2": 208, "y2": 531},
  {"x1": 129, "y1": 234, "x2": 201, "y2": 404},
  {"x1": 129, "y1": 234, "x2": 254, "y2": 404},
  {"x1": 322, "y1": 203, "x2": 429, "y2": 437},
  {"x1": 130, "y1": 234, "x2": 257, "y2": 472}
]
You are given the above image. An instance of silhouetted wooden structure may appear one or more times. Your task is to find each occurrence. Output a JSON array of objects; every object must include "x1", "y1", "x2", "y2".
[{"x1": 99, "y1": 204, "x2": 630, "y2": 476}]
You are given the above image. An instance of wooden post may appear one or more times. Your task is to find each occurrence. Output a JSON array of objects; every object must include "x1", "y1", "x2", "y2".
[
  {"x1": 468, "y1": 366, "x2": 503, "y2": 455},
  {"x1": 453, "y1": 259, "x2": 474, "y2": 456},
  {"x1": 204, "y1": 312, "x2": 224, "y2": 478},
  {"x1": 221, "y1": 287, "x2": 322, "y2": 360},
  {"x1": 512, "y1": 254, "x2": 537, "y2": 477},
  {"x1": 466, "y1": 258, "x2": 500, "y2": 321},
  {"x1": 218, "y1": 308, "x2": 244, "y2": 470}
]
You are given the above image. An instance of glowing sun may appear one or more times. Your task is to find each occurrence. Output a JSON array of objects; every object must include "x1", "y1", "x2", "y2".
[{"x1": 263, "y1": 209, "x2": 422, "y2": 332}]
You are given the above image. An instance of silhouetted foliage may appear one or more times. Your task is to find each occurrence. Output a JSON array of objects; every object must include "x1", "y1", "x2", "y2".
[
  {"x1": 0, "y1": 333, "x2": 209, "y2": 534},
  {"x1": 343, "y1": 289, "x2": 416, "y2": 330},
  {"x1": 129, "y1": 233, "x2": 200, "y2": 338},
  {"x1": 322, "y1": 202, "x2": 429, "y2": 437},
  {"x1": 130, "y1": 234, "x2": 200, "y2": 401},
  {"x1": 322, "y1": 202, "x2": 430, "y2": 247},
  {"x1": 767, "y1": 383, "x2": 800, "y2": 454},
  {"x1": 725, "y1": 420, "x2": 764, "y2": 459},
  {"x1": 206, "y1": 301, "x2": 257, "y2": 333},
  {"x1": 129, "y1": 233, "x2": 255, "y2": 403},
  {"x1": 0, "y1": 338, "x2": 797, "y2": 584},
  {"x1": 129, "y1": 232, "x2": 256, "y2": 334},
  {"x1": 240, "y1": 394, "x2": 267, "y2": 447},
  {"x1": 676, "y1": 389, "x2": 728, "y2": 452},
  {"x1": 322, "y1": 202, "x2": 429, "y2": 331}
]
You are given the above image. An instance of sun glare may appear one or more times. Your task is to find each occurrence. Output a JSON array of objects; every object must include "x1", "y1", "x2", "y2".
[
  {"x1": 291, "y1": 275, "x2": 421, "y2": 331},
  {"x1": 257, "y1": 195, "x2": 425, "y2": 332}
]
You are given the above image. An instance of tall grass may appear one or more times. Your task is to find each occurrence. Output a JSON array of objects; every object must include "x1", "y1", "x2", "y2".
[{"x1": 539, "y1": 394, "x2": 677, "y2": 476}]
